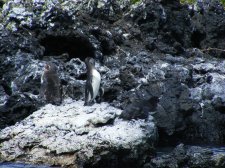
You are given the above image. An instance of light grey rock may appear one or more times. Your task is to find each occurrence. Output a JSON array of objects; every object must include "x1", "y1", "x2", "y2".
[{"x1": 0, "y1": 99, "x2": 157, "y2": 167}]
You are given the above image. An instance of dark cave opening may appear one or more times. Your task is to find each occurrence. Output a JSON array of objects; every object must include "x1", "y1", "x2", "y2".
[
  {"x1": 40, "y1": 35, "x2": 95, "y2": 61},
  {"x1": 191, "y1": 30, "x2": 206, "y2": 48},
  {"x1": 103, "y1": 88, "x2": 120, "y2": 103},
  {"x1": 157, "y1": 127, "x2": 183, "y2": 147},
  {"x1": 0, "y1": 80, "x2": 12, "y2": 96}
]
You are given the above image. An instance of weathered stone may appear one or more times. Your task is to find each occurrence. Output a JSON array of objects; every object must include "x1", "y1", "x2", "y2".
[
  {"x1": 0, "y1": 100, "x2": 157, "y2": 167},
  {"x1": 148, "y1": 144, "x2": 225, "y2": 168}
]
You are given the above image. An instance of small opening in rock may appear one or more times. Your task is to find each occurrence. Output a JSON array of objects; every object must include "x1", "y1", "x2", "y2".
[
  {"x1": 191, "y1": 30, "x2": 206, "y2": 48},
  {"x1": 157, "y1": 127, "x2": 183, "y2": 147},
  {"x1": 103, "y1": 88, "x2": 120, "y2": 103},
  {"x1": 0, "y1": 82, "x2": 12, "y2": 96},
  {"x1": 76, "y1": 73, "x2": 87, "y2": 81},
  {"x1": 94, "y1": 118, "x2": 114, "y2": 127},
  {"x1": 40, "y1": 35, "x2": 95, "y2": 61}
]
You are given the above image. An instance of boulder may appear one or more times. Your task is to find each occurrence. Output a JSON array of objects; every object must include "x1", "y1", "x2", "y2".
[{"x1": 0, "y1": 99, "x2": 157, "y2": 167}]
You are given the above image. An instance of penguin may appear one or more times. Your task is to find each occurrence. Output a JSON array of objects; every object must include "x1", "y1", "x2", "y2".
[
  {"x1": 40, "y1": 62, "x2": 62, "y2": 105},
  {"x1": 84, "y1": 57, "x2": 102, "y2": 106}
]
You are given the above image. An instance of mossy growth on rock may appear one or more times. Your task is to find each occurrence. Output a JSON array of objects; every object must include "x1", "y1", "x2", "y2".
[
  {"x1": 180, "y1": 0, "x2": 196, "y2": 4},
  {"x1": 221, "y1": 0, "x2": 225, "y2": 6},
  {"x1": 130, "y1": 0, "x2": 140, "y2": 4},
  {"x1": 180, "y1": 0, "x2": 225, "y2": 6}
]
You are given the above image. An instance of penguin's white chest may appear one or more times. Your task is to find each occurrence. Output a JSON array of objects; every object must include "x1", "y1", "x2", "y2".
[{"x1": 91, "y1": 69, "x2": 101, "y2": 99}]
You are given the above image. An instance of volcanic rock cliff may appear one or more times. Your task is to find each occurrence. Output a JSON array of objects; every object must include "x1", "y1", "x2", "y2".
[{"x1": 1, "y1": 0, "x2": 225, "y2": 167}]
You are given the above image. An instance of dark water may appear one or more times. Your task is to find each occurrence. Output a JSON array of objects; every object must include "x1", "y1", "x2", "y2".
[{"x1": 0, "y1": 162, "x2": 59, "y2": 168}]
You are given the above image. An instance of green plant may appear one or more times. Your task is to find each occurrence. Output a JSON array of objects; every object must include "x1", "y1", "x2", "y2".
[
  {"x1": 130, "y1": 0, "x2": 140, "y2": 5},
  {"x1": 180, "y1": 0, "x2": 225, "y2": 6},
  {"x1": 221, "y1": 0, "x2": 225, "y2": 6},
  {"x1": 180, "y1": 0, "x2": 196, "y2": 5}
]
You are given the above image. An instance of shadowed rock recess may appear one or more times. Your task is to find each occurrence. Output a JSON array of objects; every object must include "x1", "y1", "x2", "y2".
[
  {"x1": 1, "y1": 0, "x2": 225, "y2": 167},
  {"x1": 39, "y1": 33, "x2": 96, "y2": 61}
]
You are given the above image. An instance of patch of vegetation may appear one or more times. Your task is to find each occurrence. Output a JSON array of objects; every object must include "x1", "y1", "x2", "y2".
[
  {"x1": 130, "y1": 0, "x2": 140, "y2": 4},
  {"x1": 180, "y1": 0, "x2": 225, "y2": 6},
  {"x1": 180, "y1": 0, "x2": 196, "y2": 5},
  {"x1": 0, "y1": 0, "x2": 6, "y2": 8},
  {"x1": 221, "y1": 0, "x2": 225, "y2": 6}
]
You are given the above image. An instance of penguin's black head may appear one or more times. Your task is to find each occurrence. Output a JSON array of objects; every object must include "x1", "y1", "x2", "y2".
[{"x1": 85, "y1": 57, "x2": 95, "y2": 66}]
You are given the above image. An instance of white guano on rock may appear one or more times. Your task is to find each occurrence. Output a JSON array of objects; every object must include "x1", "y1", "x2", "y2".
[{"x1": 0, "y1": 99, "x2": 157, "y2": 167}]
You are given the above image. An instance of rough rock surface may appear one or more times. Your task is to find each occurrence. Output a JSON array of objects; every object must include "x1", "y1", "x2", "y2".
[
  {"x1": 147, "y1": 144, "x2": 225, "y2": 168},
  {"x1": 0, "y1": 99, "x2": 157, "y2": 167},
  {"x1": 1, "y1": 0, "x2": 225, "y2": 167}
]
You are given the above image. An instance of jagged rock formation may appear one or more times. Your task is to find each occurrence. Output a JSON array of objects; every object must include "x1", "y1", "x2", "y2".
[
  {"x1": 0, "y1": 0, "x2": 225, "y2": 167},
  {"x1": 148, "y1": 144, "x2": 225, "y2": 168}
]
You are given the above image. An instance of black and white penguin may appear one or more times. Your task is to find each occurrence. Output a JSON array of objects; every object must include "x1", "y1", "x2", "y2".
[
  {"x1": 84, "y1": 57, "x2": 102, "y2": 106},
  {"x1": 40, "y1": 62, "x2": 62, "y2": 105}
]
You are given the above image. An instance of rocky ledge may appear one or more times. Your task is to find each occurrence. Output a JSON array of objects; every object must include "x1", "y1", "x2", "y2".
[
  {"x1": 0, "y1": 99, "x2": 157, "y2": 168},
  {"x1": 149, "y1": 144, "x2": 225, "y2": 168}
]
